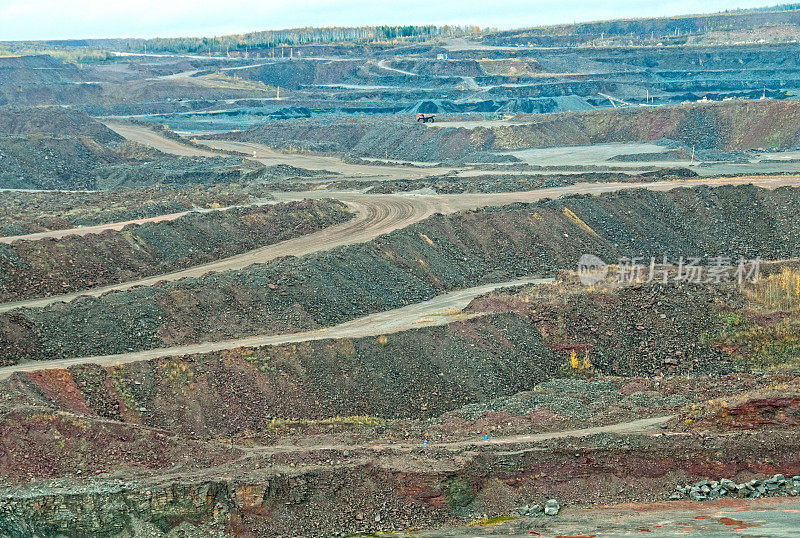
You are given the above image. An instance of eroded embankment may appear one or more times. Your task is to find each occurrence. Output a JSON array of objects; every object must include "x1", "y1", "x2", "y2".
[
  {"x1": 1, "y1": 286, "x2": 799, "y2": 535},
  {"x1": 0, "y1": 313, "x2": 554, "y2": 437},
  {"x1": 227, "y1": 119, "x2": 498, "y2": 163},
  {"x1": 490, "y1": 99, "x2": 800, "y2": 151},
  {"x1": 0, "y1": 199, "x2": 352, "y2": 302},
  {"x1": 470, "y1": 281, "x2": 745, "y2": 377},
  {"x1": 2, "y1": 183, "x2": 800, "y2": 364},
  {"x1": 1, "y1": 428, "x2": 799, "y2": 537},
  {"x1": 0, "y1": 277, "x2": 772, "y2": 445},
  {"x1": 230, "y1": 100, "x2": 800, "y2": 163},
  {"x1": 1, "y1": 280, "x2": 753, "y2": 439}
]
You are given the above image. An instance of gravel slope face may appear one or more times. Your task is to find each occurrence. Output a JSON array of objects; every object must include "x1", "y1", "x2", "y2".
[
  {"x1": 2, "y1": 184, "x2": 800, "y2": 364},
  {"x1": 0, "y1": 106, "x2": 122, "y2": 143},
  {"x1": 2, "y1": 313, "x2": 554, "y2": 436},
  {"x1": 491, "y1": 100, "x2": 800, "y2": 152},
  {"x1": 0, "y1": 199, "x2": 352, "y2": 302},
  {"x1": 230, "y1": 100, "x2": 800, "y2": 163}
]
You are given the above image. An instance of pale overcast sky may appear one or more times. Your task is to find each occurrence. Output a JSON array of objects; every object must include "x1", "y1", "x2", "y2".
[{"x1": 0, "y1": 0, "x2": 778, "y2": 41}]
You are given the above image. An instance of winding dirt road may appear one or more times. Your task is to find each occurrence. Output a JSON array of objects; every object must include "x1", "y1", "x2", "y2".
[
  {"x1": 203, "y1": 139, "x2": 453, "y2": 180},
  {"x1": 5, "y1": 122, "x2": 800, "y2": 376},
  {"x1": 375, "y1": 59, "x2": 419, "y2": 77},
  {"x1": 0, "y1": 196, "x2": 442, "y2": 313},
  {"x1": 4, "y1": 175, "x2": 800, "y2": 313},
  {"x1": 103, "y1": 120, "x2": 452, "y2": 180},
  {"x1": 102, "y1": 120, "x2": 219, "y2": 157},
  {"x1": 262, "y1": 414, "x2": 675, "y2": 455},
  {"x1": 0, "y1": 277, "x2": 550, "y2": 379},
  {"x1": 189, "y1": 414, "x2": 671, "y2": 462}
]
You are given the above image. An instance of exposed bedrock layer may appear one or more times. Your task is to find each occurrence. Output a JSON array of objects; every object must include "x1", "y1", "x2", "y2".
[
  {"x1": 0, "y1": 282, "x2": 798, "y2": 534},
  {"x1": 1, "y1": 431, "x2": 799, "y2": 537}
]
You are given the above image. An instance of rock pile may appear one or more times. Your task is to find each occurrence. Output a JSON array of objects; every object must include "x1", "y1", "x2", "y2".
[
  {"x1": 0, "y1": 199, "x2": 352, "y2": 303},
  {"x1": 671, "y1": 474, "x2": 800, "y2": 500},
  {"x1": 515, "y1": 499, "x2": 560, "y2": 517}
]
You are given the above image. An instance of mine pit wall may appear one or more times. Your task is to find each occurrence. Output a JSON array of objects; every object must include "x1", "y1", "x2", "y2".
[
  {"x1": 231, "y1": 100, "x2": 800, "y2": 163},
  {"x1": 3, "y1": 183, "x2": 800, "y2": 365},
  {"x1": 490, "y1": 100, "x2": 800, "y2": 152},
  {"x1": 7, "y1": 297, "x2": 736, "y2": 441},
  {"x1": 2, "y1": 431, "x2": 799, "y2": 537},
  {"x1": 6, "y1": 313, "x2": 559, "y2": 437}
]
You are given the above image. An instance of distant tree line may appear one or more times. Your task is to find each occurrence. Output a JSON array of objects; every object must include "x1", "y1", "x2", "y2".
[
  {"x1": 485, "y1": 4, "x2": 800, "y2": 45},
  {"x1": 0, "y1": 43, "x2": 114, "y2": 64},
  {"x1": 82, "y1": 25, "x2": 479, "y2": 55},
  {"x1": 748, "y1": 4, "x2": 800, "y2": 12}
]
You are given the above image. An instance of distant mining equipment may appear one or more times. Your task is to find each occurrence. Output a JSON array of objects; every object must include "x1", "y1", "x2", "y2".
[{"x1": 598, "y1": 92, "x2": 632, "y2": 108}]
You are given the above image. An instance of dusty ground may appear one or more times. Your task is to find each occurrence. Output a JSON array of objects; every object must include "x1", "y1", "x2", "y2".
[
  {"x1": 7, "y1": 119, "x2": 800, "y2": 311},
  {"x1": 409, "y1": 497, "x2": 800, "y2": 537}
]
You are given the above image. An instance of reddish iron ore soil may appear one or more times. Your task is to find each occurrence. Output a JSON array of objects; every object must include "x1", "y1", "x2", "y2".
[
  {"x1": 679, "y1": 380, "x2": 800, "y2": 431},
  {"x1": 0, "y1": 407, "x2": 236, "y2": 481},
  {"x1": 716, "y1": 397, "x2": 800, "y2": 429},
  {"x1": 1, "y1": 424, "x2": 800, "y2": 536},
  {"x1": 1, "y1": 343, "x2": 800, "y2": 536}
]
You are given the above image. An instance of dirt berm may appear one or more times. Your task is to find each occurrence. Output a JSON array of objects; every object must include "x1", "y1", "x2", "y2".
[
  {"x1": 0, "y1": 186, "x2": 254, "y2": 237},
  {"x1": 0, "y1": 307, "x2": 797, "y2": 537},
  {"x1": 0, "y1": 199, "x2": 351, "y2": 302},
  {"x1": 0, "y1": 105, "x2": 121, "y2": 143},
  {"x1": 2, "y1": 184, "x2": 800, "y2": 364},
  {"x1": 491, "y1": 100, "x2": 800, "y2": 152},
  {"x1": 0, "y1": 106, "x2": 273, "y2": 190},
  {"x1": 0, "y1": 312, "x2": 552, "y2": 436},
  {"x1": 0, "y1": 282, "x2": 744, "y2": 441},
  {"x1": 0, "y1": 136, "x2": 266, "y2": 190}
]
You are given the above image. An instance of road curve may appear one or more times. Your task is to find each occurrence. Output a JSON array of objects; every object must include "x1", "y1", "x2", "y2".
[
  {"x1": 203, "y1": 139, "x2": 452, "y2": 180},
  {"x1": 4, "y1": 175, "x2": 800, "y2": 313},
  {"x1": 6, "y1": 121, "x2": 800, "y2": 315},
  {"x1": 0, "y1": 277, "x2": 551, "y2": 379},
  {"x1": 102, "y1": 119, "x2": 452, "y2": 180},
  {"x1": 102, "y1": 120, "x2": 219, "y2": 157},
  {"x1": 0, "y1": 196, "x2": 442, "y2": 313}
]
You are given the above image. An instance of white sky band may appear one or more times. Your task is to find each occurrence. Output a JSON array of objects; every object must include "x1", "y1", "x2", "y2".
[{"x1": 0, "y1": 0, "x2": 776, "y2": 41}]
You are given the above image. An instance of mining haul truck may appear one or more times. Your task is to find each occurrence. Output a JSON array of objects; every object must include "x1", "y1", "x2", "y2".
[{"x1": 416, "y1": 113, "x2": 436, "y2": 123}]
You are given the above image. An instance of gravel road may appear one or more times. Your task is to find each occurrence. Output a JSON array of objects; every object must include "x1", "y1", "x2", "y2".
[
  {"x1": 3, "y1": 172, "x2": 800, "y2": 313},
  {"x1": 0, "y1": 211, "x2": 190, "y2": 244},
  {"x1": 0, "y1": 277, "x2": 551, "y2": 379}
]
